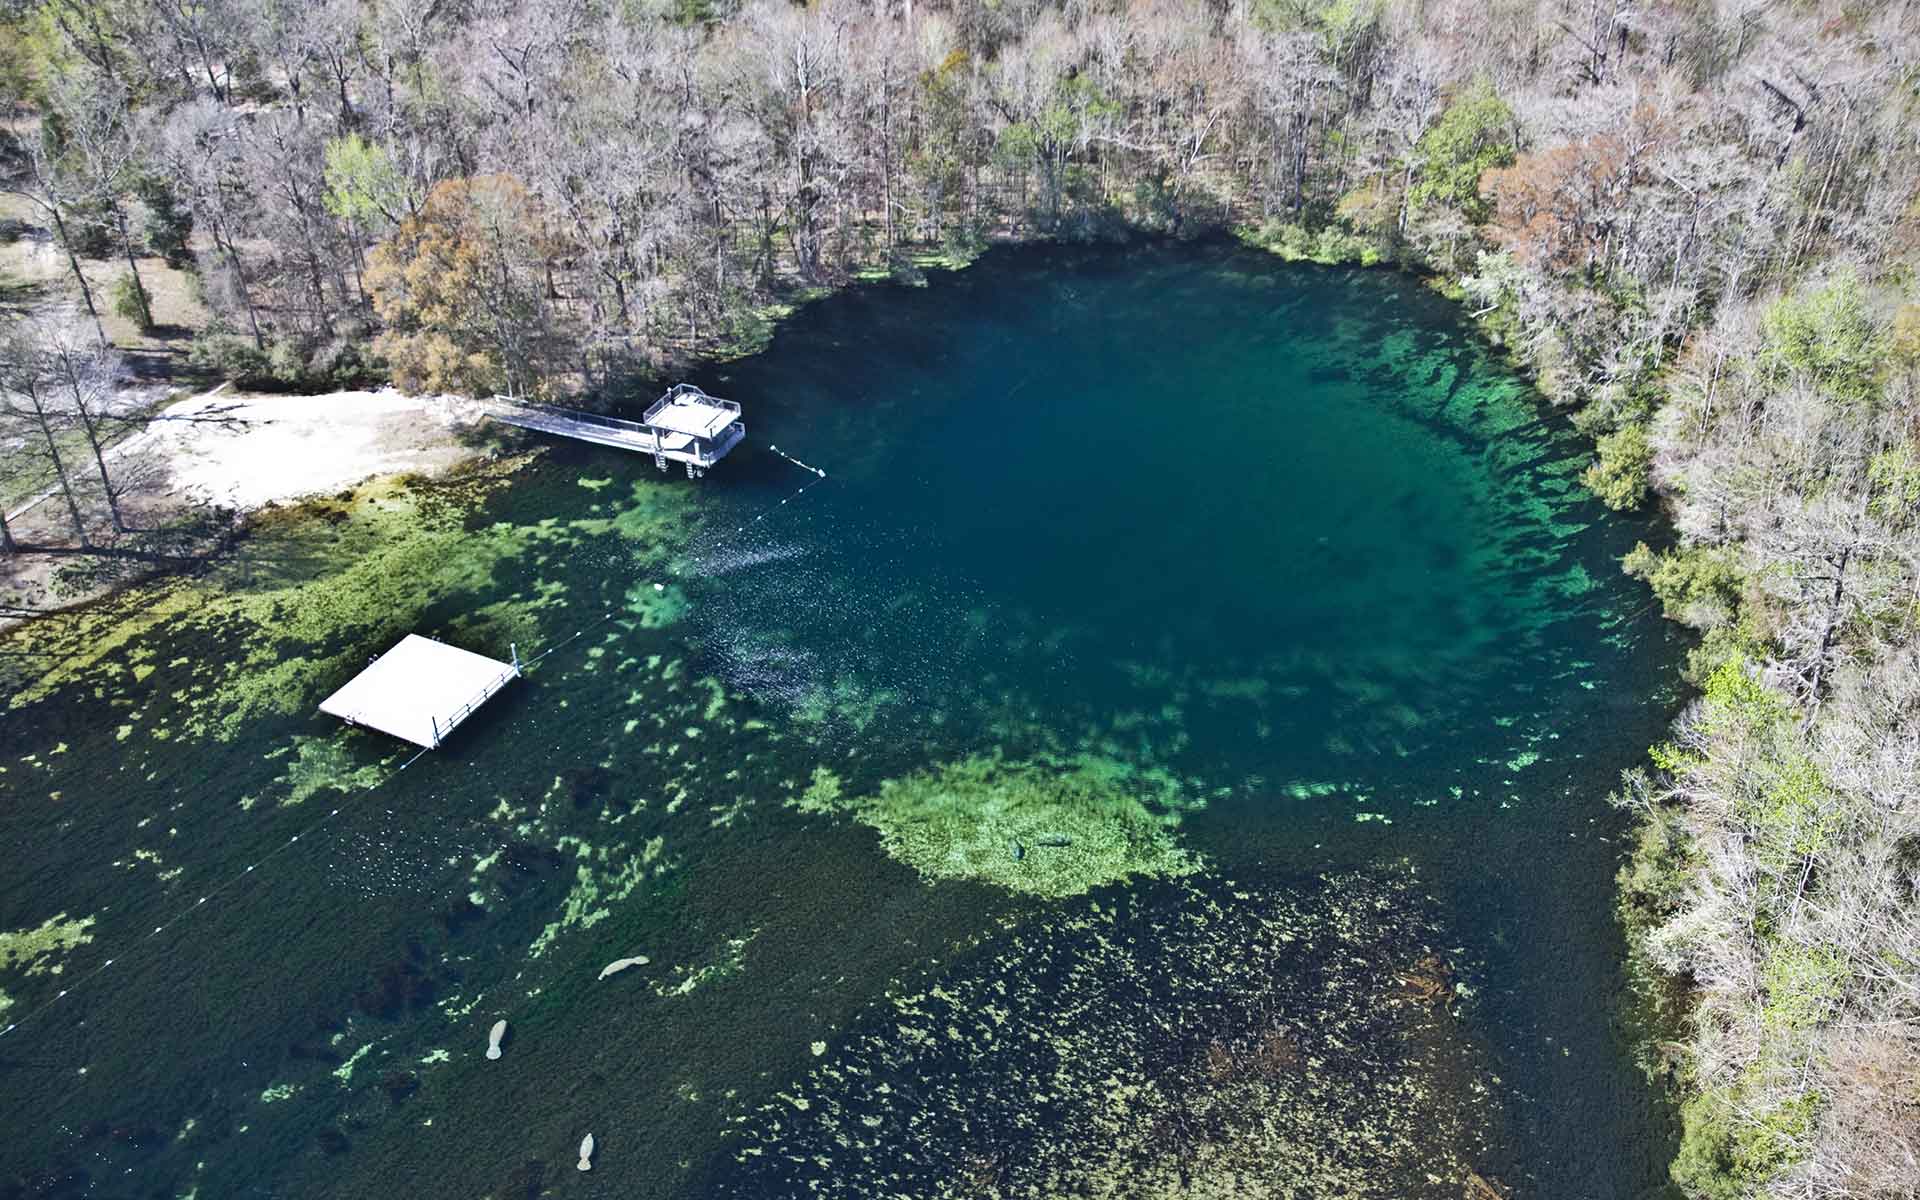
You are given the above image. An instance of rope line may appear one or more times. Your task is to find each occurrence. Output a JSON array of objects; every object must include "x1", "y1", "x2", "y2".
[
  {"x1": 767, "y1": 444, "x2": 827, "y2": 478},
  {"x1": 0, "y1": 610, "x2": 614, "y2": 1046},
  {"x1": 734, "y1": 443, "x2": 832, "y2": 534},
  {"x1": 2, "y1": 439, "x2": 830, "y2": 1047}
]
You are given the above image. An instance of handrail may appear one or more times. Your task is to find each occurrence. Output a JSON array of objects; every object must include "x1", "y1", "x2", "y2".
[
  {"x1": 642, "y1": 383, "x2": 743, "y2": 425},
  {"x1": 428, "y1": 665, "x2": 521, "y2": 748},
  {"x1": 496, "y1": 403, "x2": 657, "y2": 436}
]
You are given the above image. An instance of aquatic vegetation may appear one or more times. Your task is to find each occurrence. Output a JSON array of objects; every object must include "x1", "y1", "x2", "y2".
[
  {"x1": 794, "y1": 766, "x2": 844, "y2": 814},
  {"x1": 0, "y1": 913, "x2": 97, "y2": 976},
  {"x1": 720, "y1": 870, "x2": 1503, "y2": 1198},
  {"x1": 624, "y1": 580, "x2": 691, "y2": 628},
  {"x1": 654, "y1": 929, "x2": 758, "y2": 998},
  {"x1": 527, "y1": 836, "x2": 669, "y2": 958},
  {"x1": 798, "y1": 752, "x2": 1204, "y2": 899},
  {"x1": 5, "y1": 462, "x2": 700, "y2": 742},
  {"x1": 271, "y1": 735, "x2": 390, "y2": 808},
  {"x1": 332, "y1": 1042, "x2": 375, "y2": 1085}
]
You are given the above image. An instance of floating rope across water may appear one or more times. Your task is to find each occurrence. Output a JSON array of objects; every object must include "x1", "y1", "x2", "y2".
[
  {"x1": 733, "y1": 443, "x2": 831, "y2": 534},
  {"x1": 0, "y1": 609, "x2": 616, "y2": 1046},
  {"x1": 4, "y1": 441, "x2": 829, "y2": 1049},
  {"x1": 768, "y1": 444, "x2": 826, "y2": 478}
]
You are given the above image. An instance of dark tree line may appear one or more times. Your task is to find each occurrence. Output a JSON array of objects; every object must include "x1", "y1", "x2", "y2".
[{"x1": 2, "y1": 0, "x2": 1898, "y2": 406}]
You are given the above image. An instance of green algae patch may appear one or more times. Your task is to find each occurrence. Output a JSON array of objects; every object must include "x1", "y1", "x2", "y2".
[
  {"x1": 527, "y1": 835, "x2": 671, "y2": 959},
  {"x1": 0, "y1": 913, "x2": 97, "y2": 976},
  {"x1": 801, "y1": 752, "x2": 1204, "y2": 899},
  {"x1": 332, "y1": 1042, "x2": 374, "y2": 1085},
  {"x1": 653, "y1": 929, "x2": 758, "y2": 998},
  {"x1": 4, "y1": 458, "x2": 700, "y2": 744},
  {"x1": 794, "y1": 766, "x2": 844, "y2": 814},
  {"x1": 624, "y1": 580, "x2": 690, "y2": 628},
  {"x1": 273, "y1": 736, "x2": 389, "y2": 808}
]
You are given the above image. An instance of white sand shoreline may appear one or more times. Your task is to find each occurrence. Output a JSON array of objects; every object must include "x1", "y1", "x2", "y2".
[
  {"x1": 2, "y1": 386, "x2": 500, "y2": 631},
  {"x1": 142, "y1": 386, "x2": 489, "y2": 511}
]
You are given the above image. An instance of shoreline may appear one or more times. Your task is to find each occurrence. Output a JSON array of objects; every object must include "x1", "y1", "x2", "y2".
[{"x1": 0, "y1": 387, "x2": 504, "y2": 633}]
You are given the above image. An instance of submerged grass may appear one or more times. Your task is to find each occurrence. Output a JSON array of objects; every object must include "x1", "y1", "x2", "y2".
[
  {"x1": 266, "y1": 735, "x2": 391, "y2": 808},
  {"x1": 794, "y1": 751, "x2": 1204, "y2": 899},
  {"x1": 718, "y1": 868, "x2": 1505, "y2": 1198},
  {"x1": 0, "y1": 912, "x2": 97, "y2": 977},
  {"x1": 5, "y1": 461, "x2": 697, "y2": 744}
]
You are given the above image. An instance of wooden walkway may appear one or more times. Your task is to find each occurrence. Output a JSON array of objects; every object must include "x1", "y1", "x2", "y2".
[{"x1": 486, "y1": 387, "x2": 745, "y2": 476}]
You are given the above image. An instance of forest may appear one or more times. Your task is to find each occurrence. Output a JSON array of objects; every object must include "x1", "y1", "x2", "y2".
[{"x1": 1, "y1": 1, "x2": 1917, "y2": 1197}]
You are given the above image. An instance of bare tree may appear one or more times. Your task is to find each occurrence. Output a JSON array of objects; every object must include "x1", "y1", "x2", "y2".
[
  {"x1": 2, "y1": 120, "x2": 111, "y2": 347},
  {"x1": 0, "y1": 327, "x2": 92, "y2": 548},
  {"x1": 40, "y1": 322, "x2": 134, "y2": 534}
]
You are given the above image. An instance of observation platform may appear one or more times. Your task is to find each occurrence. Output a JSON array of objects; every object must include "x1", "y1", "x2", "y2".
[
  {"x1": 487, "y1": 384, "x2": 745, "y2": 477},
  {"x1": 319, "y1": 635, "x2": 521, "y2": 749}
]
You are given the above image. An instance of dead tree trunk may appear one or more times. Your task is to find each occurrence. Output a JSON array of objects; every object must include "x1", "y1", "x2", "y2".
[
  {"x1": 46, "y1": 206, "x2": 110, "y2": 348},
  {"x1": 12, "y1": 378, "x2": 93, "y2": 548}
]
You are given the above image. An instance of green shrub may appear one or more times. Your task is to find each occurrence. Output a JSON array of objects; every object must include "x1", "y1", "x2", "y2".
[
  {"x1": 267, "y1": 338, "x2": 306, "y2": 385},
  {"x1": 109, "y1": 272, "x2": 154, "y2": 332},
  {"x1": 940, "y1": 222, "x2": 987, "y2": 268},
  {"x1": 1584, "y1": 422, "x2": 1654, "y2": 510},
  {"x1": 1760, "y1": 943, "x2": 1846, "y2": 1032},
  {"x1": 1672, "y1": 1088, "x2": 1820, "y2": 1200},
  {"x1": 187, "y1": 326, "x2": 273, "y2": 388},
  {"x1": 1868, "y1": 445, "x2": 1920, "y2": 526},
  {"x1": 136, "y1": 176, "x2": 195, "y2": 268},
  {"x1": 1239, "y1": 219, "x2": 1381, "y2": 266},
  {"x1": 1742, "y1": 753, "x2": 1837, "y2": 871},
  {"x1": 1406, "y1": 75, "x2": 1516, "y2": 222},
  {"x1": 1697, "y1": 652, "x2": 1788, "y2": 736},
  {"x1": 1623, "y1": 542, "x2": 1744, "y2": 628},
  {"x1": 1682, "y1": 618, "x2": 1767, "y2": 687},
  {"x1": 1615, "y1": 797, "x2": 1693, "y2": 926},
  {"x1": 307, "y1": 336, "x2": 383, "y2": 390},
  {"x1": 188, "y1": 323, "x2": 385, "y2": 393},
  {"x1": 1760, "y1": 273, "x2": 1883, "y2": 406}
]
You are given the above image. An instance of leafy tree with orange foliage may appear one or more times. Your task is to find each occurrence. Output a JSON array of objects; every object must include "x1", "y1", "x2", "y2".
[
  {"x1": 364, "y1": 174, "x2": 564, "y2": 398},
  {"x1": 1481, "y1": 135, "x2": 1630, "y2": 274}
]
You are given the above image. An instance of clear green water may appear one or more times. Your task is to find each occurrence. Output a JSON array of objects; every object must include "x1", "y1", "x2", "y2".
[{"x1": 0, "y1": 243, "x2": 1681, "y2": 1198}]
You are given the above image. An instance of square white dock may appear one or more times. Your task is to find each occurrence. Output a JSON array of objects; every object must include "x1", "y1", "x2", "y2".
[{"x1": 319, "y1": 635, "x2": 519, "y2": 748}]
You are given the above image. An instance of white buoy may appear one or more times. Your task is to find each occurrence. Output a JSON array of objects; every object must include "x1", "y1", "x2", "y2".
[
  {"x1": 653, "y1": 582, "x2": 665, "y2": 592},
  {"x1": 486, "y1": 1019, "x2": 507, "y2": 1060},
  {"x1": 577, "y1": 1132, "x2": 596, "y2": 1171},
  {"x1": 598, "y1": 955, "x2": 650, "y2": 981}
]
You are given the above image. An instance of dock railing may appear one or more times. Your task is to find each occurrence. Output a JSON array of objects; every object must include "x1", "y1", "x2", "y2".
[
  {"x1": 642, "y1": 383, "x2": 743, "y2": 427},
  {"x1": 487, "y1": 388, "x2": 745, "y2": 470},
  {"x1": 427, "y1": 656, "x2": 522, "y2": 748}
]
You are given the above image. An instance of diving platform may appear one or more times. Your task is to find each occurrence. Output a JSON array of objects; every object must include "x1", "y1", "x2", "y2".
[
  {"x1": 487, "y1": 384, "x2": 745, "y2": 477},
  {"x1": 319, "y1": 635, "x2": 521, "y2": 749}
]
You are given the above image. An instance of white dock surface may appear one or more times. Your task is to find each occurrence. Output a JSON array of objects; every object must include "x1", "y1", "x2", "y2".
[
  {"x1": 648, "y1": 400, "x2": 736, "y2": 439},
  {"x1": 319, "y1": 635, "x2": 519, "y2": 748}
]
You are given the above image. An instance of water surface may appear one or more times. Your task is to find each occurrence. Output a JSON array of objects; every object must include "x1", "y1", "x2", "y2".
[{"x1": 0, "y1": 243, "x2": 1680, "y2": 1198}]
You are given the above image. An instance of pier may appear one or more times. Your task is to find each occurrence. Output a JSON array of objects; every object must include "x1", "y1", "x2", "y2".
[
  {"x1": 487, "y1": 384, "x2": 746, "y2": 476},
  {"x1": 319, "y1": 635, "x2": 521, "y2": 748}
]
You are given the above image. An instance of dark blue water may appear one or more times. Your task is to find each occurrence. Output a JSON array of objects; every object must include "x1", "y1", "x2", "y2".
[{"x1": 0, "y1": 242, "x2": 1681, "y2": 1199}]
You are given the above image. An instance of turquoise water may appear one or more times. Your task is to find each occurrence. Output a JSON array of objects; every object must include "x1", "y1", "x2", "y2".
[{"x1": 0, "y1": 243, "x2": 1681, "y2": 1198}]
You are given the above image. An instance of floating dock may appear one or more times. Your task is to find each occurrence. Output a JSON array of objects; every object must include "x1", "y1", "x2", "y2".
[
  {"x1": 487, "y1": 384, "x2": 745, "y2": 477},
  {"x1": 319, "y1": 635, "x2": 521, "y2": 748}
]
